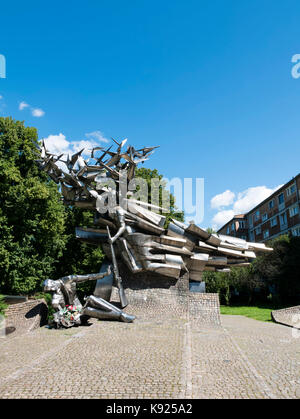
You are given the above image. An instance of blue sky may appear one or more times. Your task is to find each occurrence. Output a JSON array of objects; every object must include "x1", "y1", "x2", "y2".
[{"x1": 1, "y1": 0, "x2": 300, "y2": 228}]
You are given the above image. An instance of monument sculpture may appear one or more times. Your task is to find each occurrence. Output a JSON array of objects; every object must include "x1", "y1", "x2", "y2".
[
  {"x1": 36, "y1": 138, "x2": 273, "y2": 327},
  {"x1": 44, "y1": 269, "x2": 135, "y2": 328}
]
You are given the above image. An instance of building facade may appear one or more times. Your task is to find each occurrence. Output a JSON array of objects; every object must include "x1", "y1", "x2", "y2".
[
  {"x1": 218, "y1": 214, "x2": 248, "y2": 240},
  {"x1": 217, "y1": 173, "x2": 300, "y2": 243}
]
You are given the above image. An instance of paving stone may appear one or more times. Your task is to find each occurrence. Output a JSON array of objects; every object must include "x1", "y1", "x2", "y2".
[{"x1": 0, "y1": 309, "x2": 299, "y2": 398}]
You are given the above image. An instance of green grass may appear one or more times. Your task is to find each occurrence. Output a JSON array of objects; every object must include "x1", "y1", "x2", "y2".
[
  {"x1": 0, "y1": 294, "x2": 8, "y2": 316},
  {"x1": 220, "y1": 305, "x2": 274, "y2": 322}
]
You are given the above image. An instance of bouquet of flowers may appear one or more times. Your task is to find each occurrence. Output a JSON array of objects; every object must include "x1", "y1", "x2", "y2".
[{"x1": 56, "y1": 304, "x2": 82, "y2": 328}]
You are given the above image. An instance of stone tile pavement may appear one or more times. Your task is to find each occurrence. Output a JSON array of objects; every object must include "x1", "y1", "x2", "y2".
[{"x1": 0, "y1": 313, "x2": 299, "y2": 399}]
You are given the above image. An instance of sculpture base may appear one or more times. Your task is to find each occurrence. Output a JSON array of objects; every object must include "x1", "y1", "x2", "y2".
[
  {"x1": 110, "y1": 267, "x2": 220, "y2": 326},
  {"x1": 119, "y1": 264, "x2": 189, "y2": 291}
]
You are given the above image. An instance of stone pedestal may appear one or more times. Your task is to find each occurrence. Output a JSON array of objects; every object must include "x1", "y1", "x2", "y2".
[
  {"x1": 119, "y1": 264, "x2": 189, "y2": 291},
  {"x1": 110, "y1": 265, "x2": 220, "y2": 326}
]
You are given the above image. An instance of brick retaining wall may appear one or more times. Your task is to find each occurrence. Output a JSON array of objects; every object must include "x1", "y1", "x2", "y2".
[{"x1": 3, "y1": 299, "x2": 48, "y2": 339}]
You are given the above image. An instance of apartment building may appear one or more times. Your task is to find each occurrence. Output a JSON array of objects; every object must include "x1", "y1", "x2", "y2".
[
  {"x1": 217, "y1": 173, "x2": 300, "y2": 243},
  {"x1": 218, "y1": 214, "x2": 248, "y2": 240}
]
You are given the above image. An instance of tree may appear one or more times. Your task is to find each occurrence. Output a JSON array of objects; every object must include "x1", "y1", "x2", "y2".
[
  {"x1": 55, "y1": 206, "x2": 105, "y2": 297},
  {"x1": 0, "y1": 117, "x2": 67, "y2": 295},
  {"x1": 206, "y1": 227, "x2": 216, "y2": 234},
  {"x1": 204, "y1": 271, "x2": 231, "y2": 305},
  {"x1": 134, "y1": 167, "x2": 184, "y2": 226},
  {"x1": 204, "y1": 234, "x2": 300, "y2": 306},
  {"x1": 253, "y1": 234, "x2": 300, "y2": 304},
  {"x1": 229, "y1": 265, "x2": 265, "y2": 305}
]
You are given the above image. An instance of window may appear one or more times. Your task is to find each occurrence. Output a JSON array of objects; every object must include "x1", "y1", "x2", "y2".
[
  {"x1": 292, "y1": 227, "x2": 300, "y2": 236},
  {"x1": 279, "y1": 212, "x2": 287, "y2": 225},
  {"x1": 278, "y1": 193, "x2": 284, "y2": 205},
  {"x1": 286, "y1": 184, "x2": 296, "y2": 197},
  {"x1": 239, "y1": 220, "x2": 245, "y2": 229},
  {"x1": 270, "y1": 217, "x2": 277, "y2": 227},
  {"x1": 263, "y1": 230, "x2": 270, "y2": 239},
  {"x1": 254, "y1": 210, "x2": 260, "y2": 221},
  {"x1": 262, "y1": 213, "x2": 268, "y2": 222},
  {"x1": 231, "y1": 222, "x2": 235, "y2": 232},
  {"x1": 249, "y1": 231, "x2": 255, "y2": 241},
  {"x1": 249, "y1": 215, "x2": 253, "y2": 228},
  {"x1": 289, "y1": 205, "x2": 299, "y2": 217},
  {"x1": 226, "y1": 226, "x2": 230, "y2": 234},
  {"x1": 255, "y1": 226, "x2": 261, "y2": 235},
  {"x1": 269, "y1": 200, "x2": 274, "y2": 210},
  {"x1": 240, "y1": 235, "x2": 247, "y2": 240}
]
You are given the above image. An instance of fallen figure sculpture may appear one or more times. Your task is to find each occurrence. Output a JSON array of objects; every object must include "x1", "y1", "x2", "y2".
[
  {"x1": 44, "y1": 269, "x2": 135, "y2": 327},
  {"x1": 36, "y1": 137, "x2": 273, "y2": 328}
]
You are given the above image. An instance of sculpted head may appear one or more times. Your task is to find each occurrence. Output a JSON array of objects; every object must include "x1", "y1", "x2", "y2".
[{"x1": 43, "y1": 279, "x2": 60, "y2": 292}]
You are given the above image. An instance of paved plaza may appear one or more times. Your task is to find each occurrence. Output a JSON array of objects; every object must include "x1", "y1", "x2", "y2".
[{"x1": 0, "y1": 311, "x2": 299, "y2": 399}]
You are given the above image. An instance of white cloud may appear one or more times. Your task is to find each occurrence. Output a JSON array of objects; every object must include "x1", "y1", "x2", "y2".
[
  {"x1": 31, "y1": 108, "x2": 45, "y2": 117},
  {"x1": 43, "y1": 133, "x2": 71, "y2": 155},
  {"x1": 41, "y1": 131, "x2": 108, "y2": 166},
  {"x1": 85, "y1": 130, "x2": 109, "y2": 143},
  {"x1": 211, "y1": 184, "x2": 283, "y2": 230},
  {"x1": 212, "y1": 210, "x2": 235, "y2": 230},
  {"x1": 232, "y1": 185, "x2": 282, "y2": 214},
  {"x1": 18, "y1": 100, "x2": 45, "y2": 117},
  {"x1": 71, "y1": 139, "x2": 97, "y2": 153},
  {"x1": 19, "y1": 101, "x2": 29, "y2": 110},
  {"x1": 211, "y1": 189, "x2": 235, "y2": 209}
]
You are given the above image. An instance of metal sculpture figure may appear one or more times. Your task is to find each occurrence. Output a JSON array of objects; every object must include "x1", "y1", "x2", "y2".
[
  {"x1": 107, "y1": 226, "x2": 128, "y2": 308},
  {"x1": 44, "y1": 269, "x2": 135, "y2": 327},
  {"x1": 37, "y1": 137, "x2": 273, "y2": 327}
]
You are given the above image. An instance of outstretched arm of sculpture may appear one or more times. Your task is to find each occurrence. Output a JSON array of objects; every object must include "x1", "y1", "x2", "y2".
[{"x1": 62, "y1": 267, "x2": 112, "y2": 284}]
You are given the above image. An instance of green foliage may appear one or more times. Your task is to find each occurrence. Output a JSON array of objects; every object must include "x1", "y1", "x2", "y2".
[
  {"x1": 0, "y1": 117, "x2": 67, "y2": 295},
  {"x1": 206, "y1": 227, "x2": 216, "y2": 234},
  {"x1": 0, "y1": 294, "x2": 8, "y2": 316},
  {"x1": 204, "y1": 234, "x2": 300, "y2": 306},
  {"x1": 55, "y1": 207, "x2": 104, "y2": 276},
  {"x1": 204, "y1": 267, "x2": 265, "y2": 306},
  {"x1": 253, "y1": 234, "x2": 300, "y2": 304},
  {"x1": 55, "y1": 206, "x2": 105, "y2": 296},
  {"x1": 204, "y1": 271, "x2": 231, "y2": 305}
]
